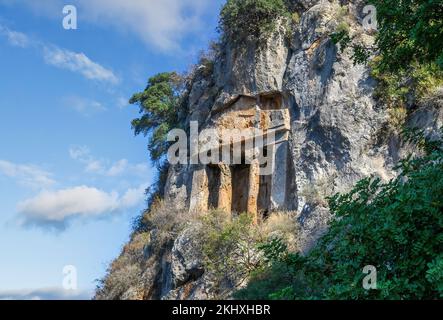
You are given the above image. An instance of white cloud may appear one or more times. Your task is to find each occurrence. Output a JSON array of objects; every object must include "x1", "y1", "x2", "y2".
[
  {"x1": 17, "y1": 184, "x2": 147, "y2": 229},
  {"x1": 0, "y1": 0, "x2": 218, "y2": 51},
  {"x1": 69, "y1": 145, "x2": 90, "y2": 160},
  {"x1": 0, "y1": 287, "x2": 92, "y2": 300},
  {"x1": 76, "y1": 0, "x2": 211, "y2": 51},
  {"x1": 0, "y1": 160, "x2": 55, "y2": 189},
  {"x1": 62, "y1": 96, "x2": 106, "y2": 116},
  {"x1": 0, "y1": 26, "x2": 30, "y2": 47},
  {"x1": 43, "y1": 46, "x2": 119, "y2": 84},
  {"x1": 69, "y1": 146, "x2": 149, "y2": 177},
  {"x1": 0, "y1": 24, "x2": 119, "y2": 85},
  {"x1": 85, "y1": 160, "x2": 104, "y2": 173},
  {"x1": 116, "y1": 96, "x2": 129, "y2": 109},
  {"x1": 120, "y1": 185, "x2": 147, "y2": 208},
  {"x1": 107, "y1": 159, "x2": 128, "y2": 176},
  {"x1": 2, "y1": 147, "x2": 151, "y2": 231}
]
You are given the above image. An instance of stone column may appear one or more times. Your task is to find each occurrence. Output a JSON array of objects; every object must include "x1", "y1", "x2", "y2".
[
  {"x1": 247, "y1": 159, "x2": 260, "y2": 224},
  {"x1": 217, "y1": 164, "x2": 232, "y2": 214},
  {"x1": 270, "y1": 137, "x2": 289, "y2": 211},
  {"x1": 189, "y1": 166, "x2": 209, "y2": 213}
]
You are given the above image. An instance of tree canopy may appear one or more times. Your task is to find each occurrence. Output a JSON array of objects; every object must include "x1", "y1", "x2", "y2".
[
  {"x1": 370, "y1": 0, "x2": 443, "y2": 72},
  {"x1": 130, "y1": 72, "x2": 185, "y2": 165},
  {"x1": 332, "y1": 0, "x2": 443, "y2": 71}
]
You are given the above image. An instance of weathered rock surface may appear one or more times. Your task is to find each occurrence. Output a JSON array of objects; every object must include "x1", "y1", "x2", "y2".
[
  {"x1": 171, "y1": 225, "x2": 204, "y2": 287},
  {"x1": 165, "y1": 0, "x2": 397, "y2": 254},
  {"x1": 97, "y1": 0, "x2": 442, "y2": 300}
]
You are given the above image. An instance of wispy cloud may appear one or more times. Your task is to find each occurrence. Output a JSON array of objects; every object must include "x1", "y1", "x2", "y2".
[
  {"x1": 17, "y1": 184, "x2": 147, "y2": 230},
  {"x1": 0, "y1": 24, "x2": 119, "y2": 85},
  {"x1": 62, "y1": 96, "x2": 106, "y2": 116},
  {"x1": 0, "y1": 160, "x2": 55, "y2": 189},
  {"x1": 43, "y1": 46, "x2": 119, "y2": 85},
  {"x1": 116, "y1": 96, "x2": 129, "y2": 109},
  {"x1": 0, "y1": 25, "x2": 30, "y2": 47},
  {"x1": 69, "y1": 146, "x2": 149, "y2": 177},
  {"x1": 0, "y1": 287, "x2": 92, "y2": 300}
]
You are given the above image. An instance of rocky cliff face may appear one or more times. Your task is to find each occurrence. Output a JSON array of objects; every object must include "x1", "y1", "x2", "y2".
[{"x1": 96, "y1": 0, "x2": 443, "y2": 300}]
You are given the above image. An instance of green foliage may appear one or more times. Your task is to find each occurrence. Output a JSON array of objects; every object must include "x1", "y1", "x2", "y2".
[
  {"x1": 331, "y1": 1, "x2": 443, "y2": 72},
  {"x1": 130, "y1": 72, "x2": 186, "y2": 165},
  {"x1": 330, "y1": 2, "x2": 443, "y2": 127},
  {"x1": 234, "y1": 237, "x2": 294, "y2": 300},
  {"x1": 237, "y1": 129, "x2": 443, "y2": 300},
  {"x1": 370, "y1": 60, "x2": 443, "y2": 133},
  {"x1": 258, "y1": 237, "x2": 288, "y2": 263},
  {"x1": 200, "y1": 211, "x2": 264, "y2": 296},
  {"x1": 370, "y1": 0, "x2": 443, "y2": 72},
  {"x1": 425, "y1": 256, "x2": 443, "y2": 297},
  {"x1": 234, "y1": 260, "x2": 295, "y2": 300},
  {"x1": 329, "y1": 5, "x2": 370, "y2": 66},
  {"x1": 370, "y1": 59, "x2": 443, "y2": 110},
  {"x1": 219, "y1": 0, "x2": 291, "y2": 44},
  {"x1": 330, "y1": 1, "x2": 443, "y2": 115}
]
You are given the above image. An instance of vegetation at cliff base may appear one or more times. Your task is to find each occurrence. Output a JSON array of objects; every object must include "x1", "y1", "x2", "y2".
[
  {"x1": 236, "y1": 130, "x2": 443, "y2": 300},
  {"x1": 192, "y1": 210, "x2": 299, "y2": 299}
]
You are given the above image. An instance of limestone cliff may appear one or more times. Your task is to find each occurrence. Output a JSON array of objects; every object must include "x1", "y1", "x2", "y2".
[{"x1": 95, "y1": 0, "x2": 443, "y2": 300}]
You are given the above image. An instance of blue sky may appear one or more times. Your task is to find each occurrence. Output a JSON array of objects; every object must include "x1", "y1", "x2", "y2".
[{"x1": 0, "y1": 0, "x2": 224, "y2": 299}]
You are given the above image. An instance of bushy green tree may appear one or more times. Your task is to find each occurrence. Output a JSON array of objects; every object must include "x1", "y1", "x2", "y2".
[
  {"x1": 370, "y1": 0, "x2": 443, "y2": 72},
  {"x1": 237, "y1": 129, "x2": 443, "y2": 300},
  {"x1": 332, "y1": 1, "x2": 443, "y2": 71},
  {"x1": 130, "y1": 72, "x2": 186, "y2": 165}
]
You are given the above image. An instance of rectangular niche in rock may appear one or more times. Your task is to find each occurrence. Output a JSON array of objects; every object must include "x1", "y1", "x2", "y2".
[
  {"x1": 259, "y1": 93, "x2": 283, "y2": 110},
  {"x1": 206, "y1": 165, "x2": 221, "y2": 210},
  {"x1": 231, "y1": 164, "x2": 251, "y2": 214},
  {"x1": 258, "y1": 173, "x2": 272, "y2": 216}
]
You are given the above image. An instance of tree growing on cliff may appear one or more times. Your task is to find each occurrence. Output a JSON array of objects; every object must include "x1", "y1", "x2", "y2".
[{"x1": 130, "y1": 72, "x2": 186, "y2": 166}]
